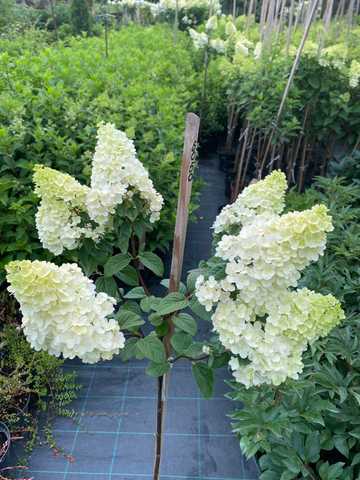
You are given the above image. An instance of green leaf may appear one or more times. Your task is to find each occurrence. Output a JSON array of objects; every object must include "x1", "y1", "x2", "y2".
[
  {"x1": 280, "y1": 472, "x2": 298, "y2": 480},
  {"x1": 173, "y1": 313, "x2": 197, "y2": 336},
  {"x1": 95, "y1": 276, "x2": 119, "y2": 299},
  {"x1": 136, "y1": 333, "x2": 166, "y2": 363},
  {"x1": 122, "y1": 300, "x2": 142, "y2": 316},
  {"x1": 104, "y1": 253, "x2": 131, "y2": 277},
  {"x1": 117, "y1": 222, "x2": 131, "y2": 253},
  {"x1": 124, "y1": 286, "x2": 146, "y2": 299},
  {"x1": 260, "y1": 472, "x2": 279, "y2": 480},
  {"x1": 184, "y1": 342, "x2": 204, "y2": 358},
  {"x1": 334, "y1": 436, "x2": 349, "y2": 458},
  {"x1": 156, "y1": 292, "x2": 189, "y2": 316},
  {"x1": 189, "y1": 296, "x2": 212, "y2": 321},
  {"x1": 115, "y1": 310, "x2": 144, "y2": 330},
  {"x1": 140, "y1": 295, "x2": 160, "y2": 313},
  {"x1": 146, "y1": 361, "x2": 170, "y2": 377},
  {"x1": 171, "y1": 331, "x2": 193, "y2": 354},
  {"x1": 139, "y1": 251, "x2": 164, "y2": 277},
  {"x1": 160, "y1": 278, "x2": 187, "y2": 294},
  {"x1": 149, "y1": 313, "x2": 163, "y2": 327},
  {"x1": 186, "y1": 270, "x2": 200, "y2": 292},
  {"x1": 116, "y1": 265, "x2": 139, "y2": 286},
  {"x1": 120, "y1": 338, "x2": 138, "y2": 362},
  {"x1": 78, "y1": 250, "x2": 98, "y2": 276},
  {"x1": 304, "y1": 432, "x2": 320, "y2": 463},
  {"x1": 192, "y1": 363, "x2": 214, "y2": 399}
]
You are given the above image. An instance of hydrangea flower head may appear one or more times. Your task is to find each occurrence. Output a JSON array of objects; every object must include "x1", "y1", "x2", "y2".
[
  {"x1": 189, "y1": 28, "x2": 209, "y2": 49},
  {"x1": 213, "y1": 170, "x2": 287, "y2": 234},
  {"x1": 33, "y1": 165, "x2": 99, "y2": 255},
  {"x1": 6, "y1": 260, "x2": 125, "y2": 363},
  {"x1": 86, "y1": 123, "x2": 163, "y2": 227},
  {"x1": 349, "y1": 60, "x2": 360, "y2": 88},
  {"x1": 196, "y1": 172, "x2": 344, "y2": 388}
]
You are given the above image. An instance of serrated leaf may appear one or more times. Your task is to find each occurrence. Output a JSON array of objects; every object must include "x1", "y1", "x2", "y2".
[
  {"x1": 140, "y1": 295, "x2": 160, "y2": 313},
  {"x1": 192, "y1": 363, "x2": 214, "y2": 399},
  {"x1": 184, "y1": 342, "x2": 204, "y2": 358},
  {"x1": 304, "y1": 431, "x2": 320, "y2": 463},
  {"x1": 173, "y1": 313, "x2": 197, "y2": 336},
  {"x1": 146, "y1": 361, "x2": 170, "y2": 377},
  {"x1": 122, "y1": 300, "x2": 142, "y2": 316},
  {"x1": 120, "y1": 338, "x2": 138, "y2": 362},
  {"x1": 124, "y1": 286, "x2": 146, "y2": 299},
  {"x1": 171, "y1": 331, "x2": 193, "y2": 354},
  {"x1": 104, "y1": 253, "x2": 131, "y2": 277},
  {"x1": 136, "y1": 333, "x2": 166, "y2": 363},
  {"x1": 95, "y1": 276, "x2": 119, "y2": 299},
  {"x1": 334, "y1": 436, "x2": 349, "y2": 458},
  {"x1": 115, "y1": 310, "x2": 144, "y2": 330},
  {"x1": 139, "y1": 251, "x2": 164, "y2": 277},
  {"x1": 116, "y1": 265, "x2": 139, "y2": 286},
  {"x1": 149, "y1": 313, "x2": 163, "y2": 327},
  {"x1": 117, "y1": 222, "x2": 131, "y2": 253},
  {"x1": 156, "y1": 292, "x2": 188, "y2": 316}
]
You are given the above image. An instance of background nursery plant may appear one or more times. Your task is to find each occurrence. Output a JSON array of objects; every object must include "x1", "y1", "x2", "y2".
[
  {"x1": 0, "y1": 24, "x2": 201, "y2": 282},
  {"x1": 4, "y1": 116, "x2": 345, "y2": 474}
]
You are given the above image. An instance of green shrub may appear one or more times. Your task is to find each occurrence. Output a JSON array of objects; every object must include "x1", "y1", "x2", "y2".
[
  {"x1": 229, "y1": 176, "x2": 360, "y2": 480},
  {"x1": 0, "y1": 25, "x2": 200, "y2": 282},
  {"x1": 70, "y1": 0, "x2": 92, "y2": 34}
]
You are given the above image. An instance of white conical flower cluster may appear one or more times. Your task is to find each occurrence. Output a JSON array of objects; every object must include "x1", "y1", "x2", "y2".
[
  {"x1": 6, "y1": 260, "x2": 125, "y2": 363},
  {"x1": 86, "y1": 123, "x2": 163, "y2": 227},
  {"x1": 33, "y1": 165, "x2": 102, "y2": 256},
  {"x1": 195, "y1": 171, "x2": 344, "y2": 388},
  {"x1": 33, "y1": 123, "x2": 163, "y2": 255}
]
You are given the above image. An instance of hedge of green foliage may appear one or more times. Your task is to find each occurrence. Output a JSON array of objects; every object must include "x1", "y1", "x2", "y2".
[
  {"x1": 0, "y1": 25, "x2": 200, "y2": 282},
  {"x1": 228, "y1": 174, "x2": 360, "y2": 480}
]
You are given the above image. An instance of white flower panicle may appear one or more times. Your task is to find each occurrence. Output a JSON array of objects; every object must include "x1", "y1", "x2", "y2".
[
  {"x1": 210, "y1": 38, "x2": 226, "y2": 53},
  {"x1": 196, "y1": 172, "x2": 344, "y2": 388},
  {"x1": 33, "y1": 165, "x2": 100, "y2": 255},
  {"x1": 205, "y1": 15, "x2": 218, "y2": 32},
  {"x1": 6, "y1": 260, "x2": 125, "y2": 363},
  {"x1": 349, "y1": 60, "x2": 360, "y2": 88},
  {"x1": 86, "y1": 123, "x2": 163, "y2": 228},
  {"x1": 189, "y1": 28, "x2": 209, "y2": 49},
  {"x1": 319, "y1": 44, "x2": 348, "y2": 70},
  {"x1": 213, "y1": 170, "x2": 287, "y2": 234}
]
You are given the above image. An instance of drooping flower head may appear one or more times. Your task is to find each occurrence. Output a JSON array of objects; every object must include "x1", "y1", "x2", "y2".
[
  {"x1": 6, "y1": 260, "x2": 125, "y2": 363},
  {"x1": 86, "y1": 123, "x2": 163, "y2": 227},
  {"x1": 33, "y1": 165, "x2": 100, "y2": 255}
]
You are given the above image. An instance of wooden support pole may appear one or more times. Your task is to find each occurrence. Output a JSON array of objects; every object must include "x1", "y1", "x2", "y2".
[
  {"x1": 153, "y1": 113, "x2": 200, "y2": 480},
  {"x1": 168, "y1": 113, "x2": 201, "y2": 294}
]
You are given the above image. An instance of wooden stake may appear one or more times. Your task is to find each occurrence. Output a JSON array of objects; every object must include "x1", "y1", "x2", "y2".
[
  {"x1": 168, "y1": 113, "x2": 200, "y2": 294},
  {"x1": 153, "y1": 113, "x2": 200, "y2": 480}
]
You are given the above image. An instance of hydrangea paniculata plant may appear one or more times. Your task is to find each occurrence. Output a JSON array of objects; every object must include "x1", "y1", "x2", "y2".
[{"x1": 195, "y1": 171, "x2": 344, "y2": 388}]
